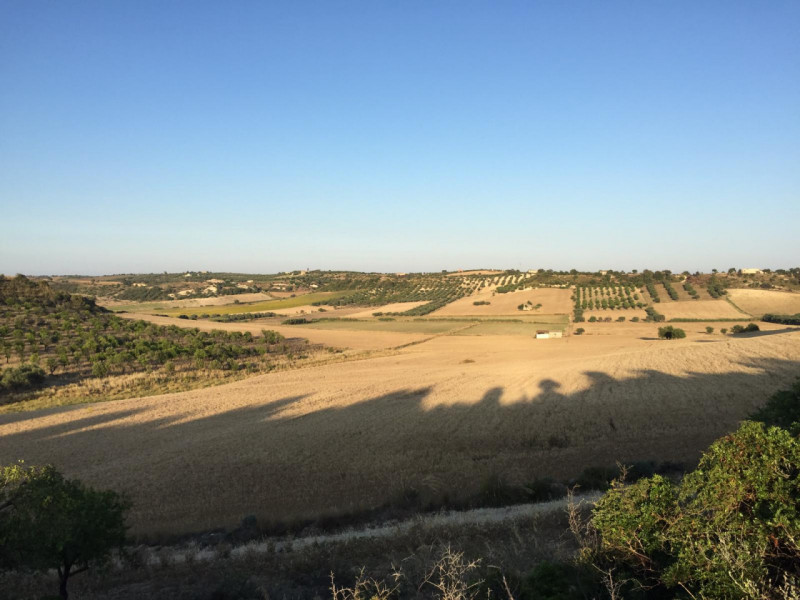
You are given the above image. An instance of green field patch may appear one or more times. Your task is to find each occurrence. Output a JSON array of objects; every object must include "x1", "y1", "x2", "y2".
[
  {"x1": 455, "y1": 319, "x2": 567, "y2": 336},
  {"x1": 293, "y1": 319, "x2": 462, "y2": 334},
  {"x1": 156, "y1": 292, "x2": 350, "y2": 316}
]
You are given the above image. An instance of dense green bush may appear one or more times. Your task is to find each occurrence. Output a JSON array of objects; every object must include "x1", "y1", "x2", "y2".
[
  {"x1": 732, "y1": 323, "x2": 760, "y2": 334},
  {"x1": 591, "y1": 421, "x2": 800, "y2": 598},
  {"x1": 644, "y1": 307, "x2": 665, "y2": 322},
  {"x1": 0, "y1": 364, "x2": 45, "y2": 393},
  {"x1": 281, "y1": 318, "x2": 310, "y2": 325},
  {"x1": 657, "y1": 326, "x2": 686, "y2": 339},
  {"x1": 707, "y1": 275, "x2": 727, "y2": 298},
  {"x1": 763, "y1": 313, "x2": 800, "y2": 325}
]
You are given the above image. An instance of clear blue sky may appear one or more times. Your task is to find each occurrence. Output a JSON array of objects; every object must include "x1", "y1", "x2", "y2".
[{"x1": 1, "y1": 1, "x2": 798, "y2": 275}]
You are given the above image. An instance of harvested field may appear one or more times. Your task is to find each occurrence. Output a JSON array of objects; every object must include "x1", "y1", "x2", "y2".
[
  {"x1": 347, "y1": 301, "x2": 429, "y2": 318},
  {"x1": 295, "y1": 319, "x2": 464, "y2": 334},
  {"x1": 434, "y1": 287, "x2": 572, "y2": 316},
  {"x1": 154, "y1": 292, "x2": 350, "y2": 317},
  {"x1": 117, "y1": 313, "x2": 428, "y2": 351},
  {"x1": 105, "y1": 292, "x2": 278, "y2": 314},
  {"x1": 453, "y1": 318, "x2": 568, "y2": 336},
  {"x1": 657, "y1": 299, "x2": 746, "y2": 320},
  {"x1": 2, "y1": 322, "x2": 797, "y2": 535},
  {"x1": 727, "y1": 289, "x2": 800, "y2": 317}
]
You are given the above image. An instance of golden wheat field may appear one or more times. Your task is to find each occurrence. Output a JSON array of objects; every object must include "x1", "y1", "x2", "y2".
[
  {"x1": 1, "y1": 319, "x2": 797, "y2": 536},
  {"x1": 656, "y1": 299, "x2": 746, "y2": 320},
  {"x1": 727, "y1": 288, "x2": 800, "y2": 316},
  {"x1": 433, "y1": 287, "x2": 573, "y2": 316}
]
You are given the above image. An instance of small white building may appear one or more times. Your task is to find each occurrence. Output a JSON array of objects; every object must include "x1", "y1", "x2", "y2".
[
  {"x1": 535, "y1": 330, "x2": 563, "y2": 339},
  {"x1": 741, "y1": 268, "x2": 763, "y2": 275}
]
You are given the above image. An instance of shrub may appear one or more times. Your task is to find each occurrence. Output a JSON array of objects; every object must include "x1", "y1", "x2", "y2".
[
  {"x1": 751, "y1": 378, "x2": 800, "y2": 434},
  {"x1": 574, "y1": 328, "x2": 585, "y2": 335},
  {"x1": 763, "y1": 313, "x2": 800, "y2": 325},
  {"x1": 588, "y1": 316, "x2": 597, "y2": 323},
  {"x1": 657, "y1": 326, "x2": 686, "y2": 340},
  {"x1": 720, "y1": 328, "x2": 728, "y2": 334},
  {"x1": 0, "y1": 364, "x2": 46, "y2": 392},
  {"x1": 644, "y1": 307, "x2": 665, "y2": 322},
  {"x1": 631, "y1": 316, "x2": 639, "y2": 322},
  {"x1": 281, "y1": 318, "x2": 309, "y2": 325},
  {"x1": 591, "y1": 421, "x2": 800, "y2": 598},
  {"x1": 705, "y1": 326, "x2": 714, "y2": 334}
]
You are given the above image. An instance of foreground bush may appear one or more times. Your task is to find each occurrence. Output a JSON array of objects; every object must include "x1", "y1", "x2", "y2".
[
  {"x1": 751, "y1": 378, "x2": 800, "y2": 434},
  {"x1": 591, "y1": 421, "x2": 800, "y2": 598},
  {"x1": 0, "y1": 463, "x2": 130, "y2": 599}
]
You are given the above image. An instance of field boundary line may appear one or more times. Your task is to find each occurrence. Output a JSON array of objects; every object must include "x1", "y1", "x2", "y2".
[{"x1": 724, "y1": 295, "x2": 753, "y2": 317}]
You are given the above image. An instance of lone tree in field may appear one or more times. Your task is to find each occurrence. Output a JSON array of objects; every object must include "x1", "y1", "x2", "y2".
[
  {"x1": 657, "y1": 326, "x2": 686, "y2": 340},
  {"x1": 0, "y1": 463, "x2": 130, "y2": 600}
]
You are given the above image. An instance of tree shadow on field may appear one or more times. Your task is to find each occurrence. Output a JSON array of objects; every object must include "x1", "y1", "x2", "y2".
[
  {"x1": 735, "y1": 327, "x2": 799, "y2": 338},
  {"x1": 0, "y1": 355, "x2": 799, "y2": 536}
]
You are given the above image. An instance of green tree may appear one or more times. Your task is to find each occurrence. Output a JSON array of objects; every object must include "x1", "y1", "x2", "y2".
[
  {"x1": 46, "y1": 356, "x2": 59, "y2": 375},
  {"x1": 0, "y1": 463, "x2": 130, "y2": 599},
  {"x1": 657, "y1": 326, "x2": 686, "y2": 340}
]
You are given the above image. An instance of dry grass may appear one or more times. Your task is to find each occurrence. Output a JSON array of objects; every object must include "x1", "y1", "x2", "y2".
[
  {"x1": 118, "y1": 312, "x2": 431, "y2": 351},
  {"x1": 727, "y1": 289, "x2": 800, "y2": 317},
  {"x1": 656, "y1": 299, "x2": 746, "y2": 320},
  {"x1": 154, "y1": 291, "x2": 349, "y2": 317},
  {"x1": 347, "y1": 302, "x2": 429, "y2": 318},
  {"x1": 104, "y1": 292, "x2": 278, "y2": 313},
  {"x1": 1, "y1": 321, "x2": 797, "y2": 536},
  {"x1": 433, "y1": 288, "x2": 573, "y2": 316},
  {"x1": 1, "y1": 497, "x2": 581, "y2": 600}
]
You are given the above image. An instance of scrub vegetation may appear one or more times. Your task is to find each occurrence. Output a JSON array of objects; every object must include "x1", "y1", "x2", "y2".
[{"x1": 0, "y1": 276, "x2": 316, "y2": 411}]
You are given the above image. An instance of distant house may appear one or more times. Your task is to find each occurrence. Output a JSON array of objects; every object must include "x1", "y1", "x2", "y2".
[
  {"x1": 535, "y1": 330, "x2": 563, "y2": 339},
  {"x1": 132, "y1": 282, "x2": 147, "y2": 287},
  {"x1": 206, "y1": 278, "x2": 224, "y2": 284},
  {"x1": 741, "y1": 268, "x2": 763, "y2": 275},
  {"x1": 236, "y1": 283, "x2": 250, "y2": 289}
]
